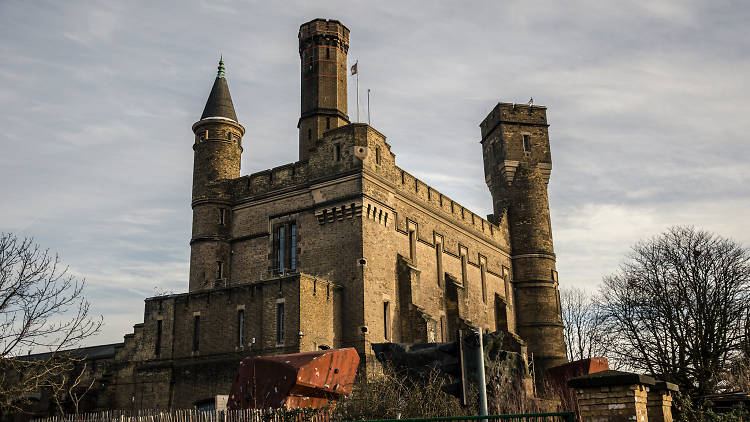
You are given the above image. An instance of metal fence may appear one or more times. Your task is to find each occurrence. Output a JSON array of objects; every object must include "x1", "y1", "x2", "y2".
[
  {"x1": 33, "y1": 410, "x2": 574, "y2": 422},
  {"x1": 348, "y1": 414, "x2": 575, "y2": 422}
]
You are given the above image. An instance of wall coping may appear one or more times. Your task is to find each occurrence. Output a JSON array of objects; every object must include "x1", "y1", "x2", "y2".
[
  {"x1": 654, "y1": 380, "x2": 680, "y2": 392},
  {"x1": 568, "y1": 369, "x2": 656, "y2": 388}
]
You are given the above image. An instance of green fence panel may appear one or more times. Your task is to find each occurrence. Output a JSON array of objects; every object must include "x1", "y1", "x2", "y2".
[{"x1": 343, "y1": 412, "x2": 574, "y2": 422}]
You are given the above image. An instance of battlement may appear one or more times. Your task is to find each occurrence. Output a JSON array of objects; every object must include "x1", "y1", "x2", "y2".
[
  {"x1": 298, "y1": 18, "x2": 350, "y2": 53},
  {"x1": 232, "y1": 161, "x2": 310, "y2": 200},
  {"x1": 480, "y1": 102, "x2": 548, "y2": 141},
  {"x1": 391, "y1": 166, "x2": 503, "y2": 242}
]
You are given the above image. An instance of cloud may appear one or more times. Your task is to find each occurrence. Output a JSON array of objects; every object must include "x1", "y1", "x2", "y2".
[{"x1": 1, "y1": 0, "x2": 749, "y2": 347}]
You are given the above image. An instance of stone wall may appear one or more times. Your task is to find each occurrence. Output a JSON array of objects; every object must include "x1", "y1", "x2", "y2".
[{"x1": 109, "y1": 274, "x2": 339, "y2": 409}]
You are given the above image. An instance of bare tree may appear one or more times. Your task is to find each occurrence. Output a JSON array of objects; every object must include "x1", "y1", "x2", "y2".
[
  {"x1": 0, "y1": 233, "x2": 102, "y2": 411},
  {"x1": 560, "y1": 287, "x2": 610, "y2": 362},
  {"x1": 599, "y1": 226, "x2": 750, "y2": 397}
]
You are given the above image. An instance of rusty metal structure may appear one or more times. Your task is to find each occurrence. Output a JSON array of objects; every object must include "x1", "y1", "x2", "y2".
[{"x1": 227, "y1": 348, "x2": 359, "y2": 410}]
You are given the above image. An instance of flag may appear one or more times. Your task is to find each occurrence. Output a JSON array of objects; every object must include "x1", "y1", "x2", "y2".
[{"x1": 350, "y1": 62, "x2": 358, "y2": 75}]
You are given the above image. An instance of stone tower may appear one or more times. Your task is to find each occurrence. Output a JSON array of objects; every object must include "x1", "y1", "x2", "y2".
[
  {"x1": 189, "y1": 59, "x2": 245, "y2": 292},
  {"x1": 480, "y1": 103, "x2": 567, "y2": 375},
  {"x1": 297, "y1": 18, "x2": 350, "y2": 161}
]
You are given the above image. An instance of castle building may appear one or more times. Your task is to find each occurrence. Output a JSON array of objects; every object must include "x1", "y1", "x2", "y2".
[{"x1": 48, "y1": 18, "x2": 567, "y2": 411}]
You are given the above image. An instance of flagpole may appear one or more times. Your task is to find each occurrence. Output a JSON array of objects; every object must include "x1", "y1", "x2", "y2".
[
  {"x1": 356, "y1": 62, "x2": 360, "y2": 123},
  {"x1": 367, "y1": 89, "x2": 371, "y2": 125}
]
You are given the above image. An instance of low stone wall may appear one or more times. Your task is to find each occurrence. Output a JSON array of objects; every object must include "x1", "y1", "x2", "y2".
[{"x1": 568, "y1": 370, "x2": 679, "y2": 422}]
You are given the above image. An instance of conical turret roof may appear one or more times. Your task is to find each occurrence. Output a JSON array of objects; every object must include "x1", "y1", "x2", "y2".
[{"x1": 200, "y1": 58, "x2": 238, "y2": 122}]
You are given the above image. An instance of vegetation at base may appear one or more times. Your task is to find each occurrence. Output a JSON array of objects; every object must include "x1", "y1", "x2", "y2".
[{"x1": 673, "y1": 393, "x2": 749, "y2": 422}]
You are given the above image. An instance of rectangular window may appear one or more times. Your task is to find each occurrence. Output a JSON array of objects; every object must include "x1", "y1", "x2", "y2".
[
  {"x1": 219, "y1": 208, "x2": 226, "y2": 226},
  {"x1": 440, "y1": 316, "x2": 446, "y2": 342},
  {"x1": 523, "y1": 134, "x2": 531, "y2": 152},
  {"x1": 274, "y1": 222, "x2": 299, "y2": 274},
  {"x1": 277, "y1": 225, "x2": 285, "y2": 273},
  {"x1": 326, "y1": 117, "x2": 331, "y2": 129},
  {"x1": 459, "y1": 246, "x2": 468, "y2": 285},
  {"x1": 290, "y1": 223, "x2": 297, "y2": 271},
  {"x1": 376, "y1": 147, "x2": 381, "y2": 165},
  {"x1": 335, "y1": 144, "x2": 341, "y2": 161},
  {"x1": 383, "y1": 301, "x2": 391, "y2": 341},
  {"x1": 155, "y1": 319, "x2": 162, "y2": 357},
  {"x1": 435, "y1": 236, "x2": 444, "y2": 287},
  {"x1": 409, "y1": 228, "x2": 417, "y2": 263},
  {"x1": 238, "y1": 309, "x2": 245, "y2": 348},
  {"x1": 217, "y1": 261, "x2": 224, "y2": 279},
  {"x1": 193, "y1": 315, "x2": 200, "y2": 352},
  {"x1": 276, "y1": 302, "x2": 285, "y2": 344},
  {"x1": 480, "y1": 256, "x2": 487, "y2": 304}
]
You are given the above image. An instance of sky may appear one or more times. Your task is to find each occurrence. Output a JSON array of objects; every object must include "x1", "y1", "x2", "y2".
[{"x1": 1, "y1": 0, "x2": 748, "y2": 348}]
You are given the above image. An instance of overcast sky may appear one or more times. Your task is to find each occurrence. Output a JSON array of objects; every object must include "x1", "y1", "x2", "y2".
[{"x1": 1, "y1": 0, "x2": 748, "y2": 348}]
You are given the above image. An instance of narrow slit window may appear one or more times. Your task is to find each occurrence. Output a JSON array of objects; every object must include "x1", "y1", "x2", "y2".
[
  {"x1": 277, "y1": 225, "x2": 285, "y2": 273},
  {"x1": 460, "y1": 246, "x2": 468, "y2": 285},
  {"x1": 155, "y1": 319, "x2": 162, "y2": 357},
  {"x1": 238, "y1": 309, "x2": 245, "y2": 347},
  {"x1": 409, "y1": 227, "x2": 417, "y2": 263},
  {"x1": 376, "y1": 147, "x2": 381, "y2": 165},
  {"x1": 193, "y1": 315, "x2": 200, "y2": 352},
  {"x1": 219, "y1": 208, "x2": 226, "y2": 226},
  {"x1": 290, "y1": 223, "x2": 297, "y2": 271},
  {"x1": 523, "y1": 134, "x2": 531, "y2": 152},
  {"x1": 480, "y1": 257, "x2": 487, "y2": 304},
  {"x1": 217, "y1": 261, "x2": 223, "y2": 279},
  {"x1": 276, "y1": 302, "x2": 285, "y2": 344},
  {"x1": 435, "y1": 237, "x2": 444, "y2": 287},
  {"x1": 383, "y1": 301, "x2": 391, "y2": 341},
  {"x1": 326, "y1": 117, "x2": 331, "y2": 129},
  {"x1": 335, "y1": 144, "x2": 341, "y2": 161}
]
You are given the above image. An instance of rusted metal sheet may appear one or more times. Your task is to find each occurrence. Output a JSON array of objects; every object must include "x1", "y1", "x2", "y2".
[
  {"x1": 547, "y1": 357, "x2": 610, "y2": 387},
  {"x1": 227, "y1": 348, "x2": 359, "y2": 410}
]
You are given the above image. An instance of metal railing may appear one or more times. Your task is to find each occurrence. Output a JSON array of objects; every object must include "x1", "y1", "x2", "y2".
[
  {"x1": 33, "y1": 410, "x2": 575, "y2": 422},
  {"x1": 345, "y1": 413, "x2": 575, "y2": 422}
]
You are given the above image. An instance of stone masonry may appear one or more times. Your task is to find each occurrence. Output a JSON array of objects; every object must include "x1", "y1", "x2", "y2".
[{"x1": 36, "y1": 18, "x2": 570, "y2": 411}]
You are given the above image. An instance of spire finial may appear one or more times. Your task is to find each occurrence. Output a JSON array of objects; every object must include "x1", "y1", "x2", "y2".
[{"x1": 217, "y1": 56, "x2": 225, "y2": 79}]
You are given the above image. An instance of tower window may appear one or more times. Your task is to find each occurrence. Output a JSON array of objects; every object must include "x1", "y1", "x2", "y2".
[
  {"x1": 227, "y1": 132, "x2": 232, "y2": 140},
  {"x1": 523, "y1": 134, "x2": 531, "y2": 152},
  {"x1": 326, "y1": 117, "x2": 331, "y2": 129},
  {"x1": 276, "y1": 301, "x2": 285, "y2": 345},
  {"x1": 308, "y1": 128, "x2": 312, "y2": 140},
  {"x1": 217, "y1": 261, "x2": 224, "y2": 279},
  {"x1": 335, "y1": 144, "x2": 341, "y2": 161},
  {"x1": 375, "y1": 147, "x2": 381, "y2": 165},
  {"x1": 193, "y1": 315, "x2": 200, "y2": 352},
  {"x1": 326, "y1": 48, "x2": 330, "y2": 59},
  {"x1": 219, "y1": 208, "x2": 226, "y2": 226}
]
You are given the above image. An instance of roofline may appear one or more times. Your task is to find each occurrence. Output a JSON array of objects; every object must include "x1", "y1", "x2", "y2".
[{"x1": 192, "y1": 117, "x2": 246, "y2": 134}]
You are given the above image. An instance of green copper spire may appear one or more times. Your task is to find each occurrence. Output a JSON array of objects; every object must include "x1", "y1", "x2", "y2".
[
  {"x1": 217, "y1": 56, "x2": 225, "y2": 79},
  {"x1": 200, "y1": 56, "x2": 237, "y2": 121}
]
